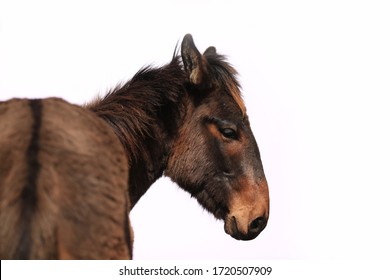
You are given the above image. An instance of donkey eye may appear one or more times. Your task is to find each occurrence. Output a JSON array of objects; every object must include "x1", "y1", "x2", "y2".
[{"x1": 220, "y1": 128, "x2": 238, "y2": 140}]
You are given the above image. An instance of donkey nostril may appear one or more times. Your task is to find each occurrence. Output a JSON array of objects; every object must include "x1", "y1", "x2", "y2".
[
  {"x1": 231, "y1": 216, "x2": 239, "y2": 236},
  {"x1": 249, "y1": 216, "x2": 266, "y2": 233}
]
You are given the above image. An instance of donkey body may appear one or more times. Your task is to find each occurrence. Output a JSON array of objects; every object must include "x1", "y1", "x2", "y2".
[
  {"x1": 0, "y1": 34, "x2": 269, "y2": 259},
  {"x1": 0, "y1": 98, "x2": 132, "y2": 259}
]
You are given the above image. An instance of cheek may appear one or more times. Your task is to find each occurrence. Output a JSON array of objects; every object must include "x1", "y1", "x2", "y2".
[{"x1": 166, "y1": 128, "x2": 210, "y2": 184}]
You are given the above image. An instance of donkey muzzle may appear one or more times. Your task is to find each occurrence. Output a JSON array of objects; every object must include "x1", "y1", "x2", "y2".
[{"x1": 224, "y1": 177, "x2": 269, "y2": 240}]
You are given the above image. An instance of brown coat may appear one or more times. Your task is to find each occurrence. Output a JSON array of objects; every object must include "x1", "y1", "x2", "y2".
[{"x1": 0, "y1": 98, "x2": 132, "y2": 259}]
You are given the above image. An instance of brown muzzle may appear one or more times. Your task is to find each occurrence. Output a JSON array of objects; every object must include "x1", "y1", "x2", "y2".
[{"x1": 224, "y1": 177, "x2": 269, "y2": 240}]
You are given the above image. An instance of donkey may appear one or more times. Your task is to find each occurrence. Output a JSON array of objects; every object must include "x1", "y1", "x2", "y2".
[{"x1": 0, "y1": 34, "x2": 269, "y2": 259}]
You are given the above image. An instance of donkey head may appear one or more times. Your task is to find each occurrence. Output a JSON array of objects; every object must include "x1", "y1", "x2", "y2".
[{"x1": 165, "y1": 34, "x2": 269, "y2": 240}]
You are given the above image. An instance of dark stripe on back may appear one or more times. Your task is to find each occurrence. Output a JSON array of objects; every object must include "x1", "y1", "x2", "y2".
[{"x1": 16, "y1": 99, "x2": 43, "y2": 259}]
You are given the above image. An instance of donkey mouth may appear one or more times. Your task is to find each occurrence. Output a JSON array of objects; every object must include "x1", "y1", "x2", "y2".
[{"x1": 224, "y1": 215, "x2": 267, "y2": 241}]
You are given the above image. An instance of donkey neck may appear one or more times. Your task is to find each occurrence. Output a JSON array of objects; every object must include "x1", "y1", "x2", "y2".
[{"x1": 86, "y1": 57, "x2": 186, "y2": 208}]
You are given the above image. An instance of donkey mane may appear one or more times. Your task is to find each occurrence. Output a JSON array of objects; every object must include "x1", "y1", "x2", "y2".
[
  {"x1": 87, "y1": 56, "x2": 186, "y2": 162},
  {"x1": 86, "y1": 56, "x2": 188, "y2": 206}
]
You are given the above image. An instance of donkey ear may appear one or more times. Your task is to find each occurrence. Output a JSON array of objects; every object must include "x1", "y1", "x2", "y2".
[
  {"x1": 181, "y1": 34, "x2": 204, "y2": 85},
  {"x1": 204, "y1": 46, "x2": 216, "y2": 56}
]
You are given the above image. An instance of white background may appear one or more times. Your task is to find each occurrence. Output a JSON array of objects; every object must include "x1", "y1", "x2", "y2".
[{"x1": 1, "y1": 0, "x2": 389, "y2": 260}]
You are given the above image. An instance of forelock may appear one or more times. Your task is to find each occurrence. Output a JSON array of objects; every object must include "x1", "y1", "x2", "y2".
[{"x1": 204, "y1": 53, "x2": 246, "y2": 116}]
